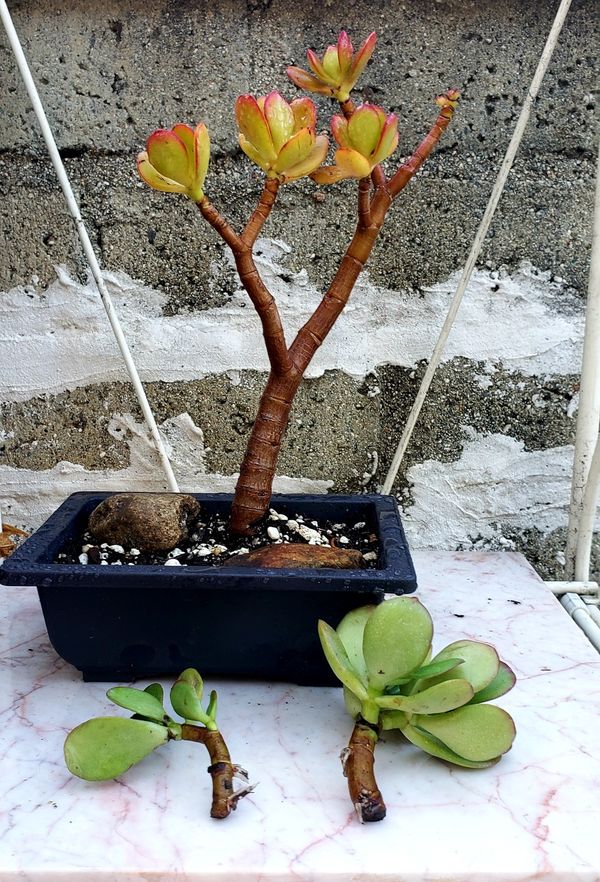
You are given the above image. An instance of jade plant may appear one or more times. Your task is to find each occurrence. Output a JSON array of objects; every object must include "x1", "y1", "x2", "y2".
[
  {"x1": 137, "y1": 31, "x2": 460, "y2": 537},
  {"x1": 63, "y1": 668, "x2": 253, "y2": 819},
  {"x1": 319, "y1": 597, "x2": 516, "y2": 822}
]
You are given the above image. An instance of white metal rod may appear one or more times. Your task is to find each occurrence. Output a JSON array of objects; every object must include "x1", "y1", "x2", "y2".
[
  {"x1": 574, "y1": 434, "x2": 600, "y2": 581},
  {"x1": 0, "y1": 0, "x2": 179, "y2": 493},
  {"x1": 545, "y1": 580, "x2": 599, "y2": 596},
  {"x1": 561, "y1": 593, "x2": 600, "y2": 653},
  {"x1": 584, "y1": 602, "x2": 600, "y2": 626},
  {"x1": 566, "y1": 142, "x2": 600, "y2": 577},
  {"x1": 381, "y1": 0, "x2": 573, "y2": 496}
]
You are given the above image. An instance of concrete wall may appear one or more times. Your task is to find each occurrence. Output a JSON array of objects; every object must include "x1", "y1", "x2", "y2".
[{"x1": 0, "y1": 0, "x2": 598, "y2": 579}]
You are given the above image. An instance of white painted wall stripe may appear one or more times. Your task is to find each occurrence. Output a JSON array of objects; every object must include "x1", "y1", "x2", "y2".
[{"x1": 0, "y1": 241, "x2": 582, "y2": 403}]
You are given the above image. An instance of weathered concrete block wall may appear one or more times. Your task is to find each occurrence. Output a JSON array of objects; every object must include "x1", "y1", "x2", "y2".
[{"x1": 0, "y1": 0, "x2": 598, "y2": 579}]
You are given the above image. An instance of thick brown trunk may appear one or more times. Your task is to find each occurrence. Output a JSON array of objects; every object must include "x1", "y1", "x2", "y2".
[
  {"x1": 230, "y1": 207, "x2": 387, "y2": 535},
  {"x1": 230, "y1": 366, "x2": 302, "y2": 534}
]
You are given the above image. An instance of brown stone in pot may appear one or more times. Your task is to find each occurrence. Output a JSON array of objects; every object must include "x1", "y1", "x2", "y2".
[
  {"x1": 88, "y1": 492, "x2": 200, "y2": 553},
  {"x1": 224, "y1": 544, "x2": 365, "y2": 570}
]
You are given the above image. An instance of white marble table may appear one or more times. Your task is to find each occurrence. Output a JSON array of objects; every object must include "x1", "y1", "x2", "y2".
[{"x1": 1, "y1": 551, "x2": 599, "y2": 882}]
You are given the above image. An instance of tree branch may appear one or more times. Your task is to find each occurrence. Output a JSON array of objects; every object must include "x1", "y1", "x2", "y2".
[
  {"x1": 358, "y1": 177, "x2": 372, "y2": 228},
  {"x1": 242, "y1": 178, "x2": 280, "y2": 246},
  {"x1": 388, "y1": 89, "x2": 460, "y2": 199},
  {"x1": 197, "y1": 197, "x2": 243, "y2": 251},
  {"x1": 197, "y1": 197, "x2": 291, "y2": 376}
]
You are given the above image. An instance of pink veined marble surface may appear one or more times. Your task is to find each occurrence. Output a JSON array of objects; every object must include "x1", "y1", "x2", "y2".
[{"x1": 1, "y1": 551, "x2": 599, "y2": 882}]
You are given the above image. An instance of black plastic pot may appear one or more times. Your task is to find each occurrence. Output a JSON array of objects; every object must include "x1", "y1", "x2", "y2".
[{"x1": 0, "y1": 492, "x2": 417, "y2": 685}]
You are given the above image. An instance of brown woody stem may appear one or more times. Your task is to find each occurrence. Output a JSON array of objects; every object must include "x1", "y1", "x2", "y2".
[
  {"x1": 342, "y1": 720, "x2": 386, "y2": 822},
  {"x1": 198, "y1": 197, "x2": 291, "y2": 376},
  {"x1": 358, "y1": 177, "x2": 372, "y2": 228},
  {"x1": 180, "y1": 724, "x2": 249, "y2": 819},
  {"x1": 243, "y1": 179, "x2": 280, "y2": 246},
  {"x1": 388, "y1": 90, "x2": 459, "y2": 198}
]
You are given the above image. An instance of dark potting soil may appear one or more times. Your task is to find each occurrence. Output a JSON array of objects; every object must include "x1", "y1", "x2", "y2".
[{"x1": 55, "y1": 506, "x2": 380, "y2": 569}]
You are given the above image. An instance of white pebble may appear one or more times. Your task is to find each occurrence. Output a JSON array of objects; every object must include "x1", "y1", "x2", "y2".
[
  {"x1": 100, "y1": 560, "x2": 108, "y2": 566},
  {"x1": 287, "y1": 519, "x2": 299, "y2": 532},
  {"x1": 109, "y1": 544, "x2": 125, "y2": 554},
  {"x1": 211, "y1": 544, "x2": 228, "y2": 556},
  {"x1": 339, "y1": 536, "x2": 349, "y2": 545},
  {"x1": 363, "y1": 551, "x2": 377, "y2": 562},
  {"x1": 81, "y1": 544, "x2": 92, "y2": 553},
  {"x1": 277, "y1": 513, "x2": 288, "y2": 521},
  {"x1": 164, "y1": 559, "x2": 182, "y2": 566},
  {"x1": 297, "y1": 524, "x2": 321, "y2": 544},
  {"x1": 130, "y1": 548, "x2": 140, "y2": 557},
  {"x1": 100, "y1": 543, "x2": 108, "y2": 549},
  {"x1": 168, "y1": 548, "x2": 185, "y2": 558},
  {"x1": 354, "y1": 522, "x2": 366, "y2": 529},
  {"x1": 197, "y1": 547, "x2": 212, "y2": 557},
  {"x1": 267, "y1": 526, "x2": 280, "y2": 541},
  {"x1": 100, "y1": 552, "x2": 108, "y2": 561},
  {"x1": 78, "y1": 553, "x2": 89, "y2": 565}
]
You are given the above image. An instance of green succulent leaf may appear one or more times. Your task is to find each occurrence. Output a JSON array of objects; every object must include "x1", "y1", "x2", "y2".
[
  {"x1": 420, "y1": 640, "x2": 499, "y2": 694},
  {"x1": 106, "y1": 687, "x2": 166, "y2": 722},
  {"x1": 376, "y1": 679, "x2": 474, "y2": 714},
  {"x1": 384, "y1": 658, "x2": 465, "y2": 694},
  {"x1": 205, "y1": 690, "x2": 218, "y2": 728},
  {"x1": 178, "y1": 668, "x2": 204, "y2": 699},
  {"x1": 379, "y1": 709, "x2": 409, "y2": 731},
  {"x1": 336, "y1": 605, "x2": 374, "y2": 684},
  {"x1": 144, "y1": 683, "x2": 164, "y2": 704},
  {"x1": 362, "y1": 597, "x2": 433, "y2": 690},
  {"x1": 469, "y1": 661, "x2": 516, "y2": 704},
  {"x1": 413, "y1": 704, "x2": 516, "y2": 762},
  {"x1": 64, "y1": 717, "x2": 169, "y2": 781},
  {"x1": 343, "y1": 685, "x2": 363, "y2": 719},
  {"x1": 318, "y1": 620, "x2": 368, "y2": 700},
  {"x1": 402, "y1": 722, "x2": 501, "y2": 769},
  {"x1": 170, "y1": 678, "x2": 209, "y2": 724}
]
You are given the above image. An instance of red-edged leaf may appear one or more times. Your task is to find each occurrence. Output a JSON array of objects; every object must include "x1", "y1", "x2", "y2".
[
  {"x1": 348, "y1": 105, "x2": 384, "y2": 157},
  {"x1": 146, "y1": 130, "x2": 191, "y2": 186},
  {"x1": 334, "y1": 147, "x2": 372, "y2": 179},
  {"x1": 337, "y1": 31, "x2": 354, "y2": 73},
  {"x1": 307, "y1": 48, "x2": 335, "y2": 85},
  {"x1": 283, "y1": 134, "x2": 329, "y2": 181},
  {"x1": 331, "y1": 115, "x2": 350, "y2": 148},
  {"x1": 290, "y1": 97, "x2": 317, "y2": 132},
  {"x1": 371, "y1": 114, "x2": 399, "y2": 165},
  {"x1": 137, "y1": 152, "x2": 188, "y2": 194},
  {"x1": 264, "y1": 91, "x2": 295, "y2": 153},
  {"x1": 286, "y1": 66, "x2": 334, "y2": 96},
  {"x1": 274, "y1": 127, "x2": 313, "y2": 173},
  {"x1": 235, "y1": 95, "x2": 276, "y2": 162},
  {"x1": 348, "y1": 31, "x2": 377, "y2": 84}
]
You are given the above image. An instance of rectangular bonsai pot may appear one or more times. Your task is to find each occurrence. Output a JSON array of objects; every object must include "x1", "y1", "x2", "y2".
[{"x1": 0, "y1": 491, "x2": 417, "y2": 685}]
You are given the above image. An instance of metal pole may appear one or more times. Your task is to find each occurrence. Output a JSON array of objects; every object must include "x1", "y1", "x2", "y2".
[
  {"x1": 0, "y1": 0, "x2": 180, "y2": 493},
  {"x1": 566, "y1": 142, "x2": 600, "y2": 577},
  {"x1": 381, "y1": 0, "x2": 573, "y2": 496}
]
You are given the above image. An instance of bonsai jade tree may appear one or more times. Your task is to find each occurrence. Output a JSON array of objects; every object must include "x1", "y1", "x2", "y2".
[
  {"x1": 64, "y1": 668, "x2": 253, "y2": 819},
  {"x1": 137, "y1": 31, "x2": 460, "y2": 537},
  {"x1": 319, "y1": 597, "x2": 516, "y2": 822}
]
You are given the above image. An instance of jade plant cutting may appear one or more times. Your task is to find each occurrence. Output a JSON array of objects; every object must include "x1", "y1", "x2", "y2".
[
  {"x1": 137, "y1": 30, "x2": 460, "y2": 538},
  {"x1": 319, "y1": 597, "x2": 516, "y2": 822},
  {"x1": 64, "y1": 668, "x2": 253, "y2": 819}
]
